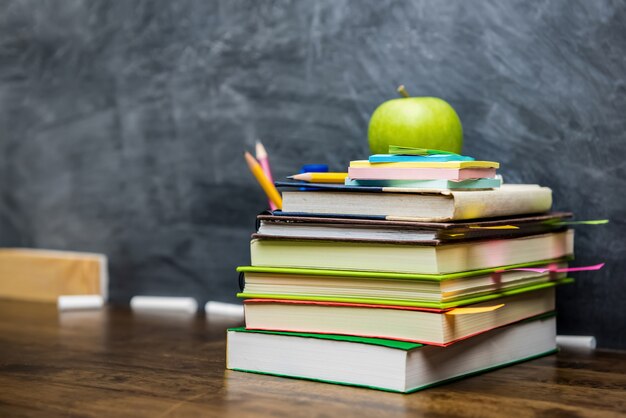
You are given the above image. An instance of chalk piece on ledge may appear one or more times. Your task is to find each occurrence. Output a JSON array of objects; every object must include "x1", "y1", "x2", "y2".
[
  {"x1": 130, "y1": 296, "x2": 198, "y2": 314},
  {"x1": 58, "y1": 295, "x2": 104, "y2": 311},
  {"x1": 556, "y1": 335, "x2": 596, "y2": 350},
  {"x1": 205, "y1": 301, "x2": 244, "y2": 319}
]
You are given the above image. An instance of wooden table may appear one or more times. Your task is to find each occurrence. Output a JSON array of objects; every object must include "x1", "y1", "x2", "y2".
[{"x1": 0, "y1": 300, "x2": 624, "y2": 417}]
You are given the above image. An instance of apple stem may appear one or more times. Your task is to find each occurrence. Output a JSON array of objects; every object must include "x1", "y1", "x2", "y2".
[{"x1": 397, "y1": 85, "x2": 410, "y2": 98}]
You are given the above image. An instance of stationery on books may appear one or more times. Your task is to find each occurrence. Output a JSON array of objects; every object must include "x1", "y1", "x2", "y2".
[
  {"x1": 344, "y1": 178, "x2": 501, "y2": 189},
  {"x1": 350, "y1": 160, "x2": 499, "y2": 168},
  {"x1": 348, "y1": 166, "x2": 497, "y2": 181}
]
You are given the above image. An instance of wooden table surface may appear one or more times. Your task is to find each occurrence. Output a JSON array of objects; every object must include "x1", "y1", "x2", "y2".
[{"x1": 0, "y1": 300, "x2": 624, "y2": 417}]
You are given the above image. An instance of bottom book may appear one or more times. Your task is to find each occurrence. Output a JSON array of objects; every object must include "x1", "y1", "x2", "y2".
[{"x1": 226, "y1": 315, "x2": 556, "y2": 393}]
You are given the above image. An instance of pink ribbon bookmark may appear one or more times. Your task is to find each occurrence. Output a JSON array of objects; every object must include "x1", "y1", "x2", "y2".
[{"x1": 509, "y1": 263, "x2": 605, "y2": 274}]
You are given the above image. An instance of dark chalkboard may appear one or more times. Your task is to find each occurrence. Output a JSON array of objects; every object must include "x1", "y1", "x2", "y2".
[{"x1": 1, "y1": 0, "x2": 624, "y2": 348}]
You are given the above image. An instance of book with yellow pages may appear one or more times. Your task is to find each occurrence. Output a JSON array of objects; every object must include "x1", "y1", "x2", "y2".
[{"x1": 241, "y1": 286, "x2": 559, "y2": 345}]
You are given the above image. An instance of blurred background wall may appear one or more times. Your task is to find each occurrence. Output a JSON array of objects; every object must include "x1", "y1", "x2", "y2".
[{"x1": 0, "y1": 0, "x2": 624, "y2": 347}]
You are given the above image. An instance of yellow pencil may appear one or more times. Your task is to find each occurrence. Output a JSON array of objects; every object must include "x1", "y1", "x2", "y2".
[
  {"x1": 244, "y1": 152, "x2": 283, "y2": 210},
  {"x1": 288, "y1": 172, "x2": 349, "y2": 183}
]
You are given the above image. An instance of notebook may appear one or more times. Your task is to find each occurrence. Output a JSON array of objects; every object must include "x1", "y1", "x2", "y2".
[
  {"x1": 276, "y1": 184, "x2": 553, "y2": 221},
  {"x1": 256, "y1": 212, "x2": 572, "y2": 243}
]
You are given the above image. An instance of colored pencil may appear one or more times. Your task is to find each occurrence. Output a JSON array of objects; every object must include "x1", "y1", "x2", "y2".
[
  {"x1": 244, "y1": 152, "x2": 283, "y2": 210},
  {"x1": 288, "y1": 172, "x2": 349, "y2": 183},
  {"x1": 255, "y1": 140, "x2": 277, "y2": 211}
]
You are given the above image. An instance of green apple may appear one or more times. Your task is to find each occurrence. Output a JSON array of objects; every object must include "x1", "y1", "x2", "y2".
[{"x1": 368, "y1": 94, "x2": 463, "y2": 155}]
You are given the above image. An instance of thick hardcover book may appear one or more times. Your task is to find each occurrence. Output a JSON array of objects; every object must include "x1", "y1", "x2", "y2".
[
  {"x1": 256, "y1": 212, "x2": 572, "y2": 243},
  {"x1": 226, "y1": 314, "x2": 557, "y2": 393},
  {"x1": 276, "y1": 184, "x2": 553, "y2": 221},
  {"x1": 241, "y1": 287, "x2": 557, "y2": 345},
  {"x1": 250, "y1": 230, "x2": 574, "y2": 274}
]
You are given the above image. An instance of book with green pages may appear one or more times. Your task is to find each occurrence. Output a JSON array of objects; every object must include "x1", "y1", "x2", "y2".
[
  {"x1": 250, "y1": 230, "x2": 574, "y2": 274},
  {"x1": 226, "y1": 314, "x2": 557, "y2": 393},
  {"x1": 237, "y1": 258, "x2": 571, "y2": 308}
]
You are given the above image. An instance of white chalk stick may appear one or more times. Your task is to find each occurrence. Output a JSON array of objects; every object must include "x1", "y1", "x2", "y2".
[
  {"x1": 130, "y1": 296, "x2": 198, "y2": 314},
  {"x1": 205, "y1": 301, "x2": 244, "y2": 318},
  {"x1": 556, "y1": 335, "x2": 596, "y2": 350},
  {"x1": 58, "y1": 295, "x2": 104, "y2": 311}
]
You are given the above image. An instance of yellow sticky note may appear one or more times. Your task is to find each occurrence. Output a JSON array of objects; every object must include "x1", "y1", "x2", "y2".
[
  {"x1": 468, "y1": 225, "x2": 519, "y2": 230},
  {"x1": 446, "y1": 304, "x2": 505, "y2": 315}
]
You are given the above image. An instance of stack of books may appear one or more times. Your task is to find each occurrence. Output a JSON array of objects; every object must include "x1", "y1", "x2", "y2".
[{"x1": 227, "y1": 151, "x2": 576, "y2": 393}]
